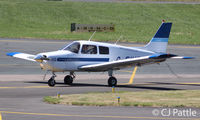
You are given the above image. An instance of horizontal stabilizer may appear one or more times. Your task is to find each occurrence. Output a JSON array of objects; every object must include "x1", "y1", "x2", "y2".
[
  {"x1": 149, "y1": 53, "x2": 194, "y2": 59},
  {"x1": 171, "y1": 56, "x2": 195, "y2": 59}
]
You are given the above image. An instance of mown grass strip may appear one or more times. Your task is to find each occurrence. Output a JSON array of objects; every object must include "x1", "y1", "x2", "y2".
[
  {"x1": 122, "y1": 0, "x2": 200, "y2": 2},
  {"x1": 0, "y1": 0, "x2": 200, "y2": 44},
  {"x1": 44, "y1": 96, "x2": 62, "y2": 104},
  {"x1": 44, "y1": 90, "x2": 200, "y2": 107}
]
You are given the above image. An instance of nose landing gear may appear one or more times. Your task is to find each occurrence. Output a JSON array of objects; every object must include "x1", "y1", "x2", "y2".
[{"x1": 48, "y1": 72, "x2": 56, "y2": 87}]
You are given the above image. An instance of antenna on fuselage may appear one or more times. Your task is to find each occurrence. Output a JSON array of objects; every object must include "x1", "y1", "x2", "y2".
[
  {"x1": 88, "y1": 31, "x2": 96, "y2": 41},
  {"x1": 115, "y1": 35, "x2": 123, "y2": 45}
]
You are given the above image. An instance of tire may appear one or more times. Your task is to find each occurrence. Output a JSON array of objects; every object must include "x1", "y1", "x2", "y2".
[
  {"x1": 108, "y1": 77, "x2": 117, "y2": 87},
  {"x1": 64, "y1": 75, "x2": 73, "y2": 85},
  {"x1": 48, "y1": 77, "x2": 56, "y2": 87}
]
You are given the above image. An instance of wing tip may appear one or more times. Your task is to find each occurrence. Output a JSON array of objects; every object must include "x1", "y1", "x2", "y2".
[
  {"x1": 6, "y1": 52, "x2": 21, "y2": 56},
  {"x1": 182, "y1": 56, "x2": 195, "y2": 59}
]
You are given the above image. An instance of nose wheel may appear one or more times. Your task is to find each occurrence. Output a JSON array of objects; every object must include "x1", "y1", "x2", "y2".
[
  {"x1": 48, "y1": 72, "x2": 56, "y2": 87},
  {"x1": 48, "y1": 77, "x2": 56, "y2": 87}
]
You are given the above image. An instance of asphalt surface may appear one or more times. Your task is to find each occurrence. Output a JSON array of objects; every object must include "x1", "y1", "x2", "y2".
[{"x1": 0, "y1": 38, "x2": 200, "y2": 120}]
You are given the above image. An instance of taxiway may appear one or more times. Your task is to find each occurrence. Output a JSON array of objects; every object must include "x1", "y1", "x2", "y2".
[{"x1": 0, "y1": 38, "x2": 200, "y2": 120}]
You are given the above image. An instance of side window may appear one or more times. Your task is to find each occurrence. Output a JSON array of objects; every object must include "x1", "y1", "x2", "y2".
[
  {"x1": 81, "y1": 45, "x2": 97, "y2": 54},
  {"x1": 64, "y1": 42, "x2": 80, "y2": 53},
  {"x1": 99, "y1": 46, "x2": 109, "y2": 54}
]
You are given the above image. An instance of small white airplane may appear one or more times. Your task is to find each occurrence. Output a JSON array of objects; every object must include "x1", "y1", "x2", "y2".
[{"x1": 7, "y1": 21, "x2": 193, "y2": 87}]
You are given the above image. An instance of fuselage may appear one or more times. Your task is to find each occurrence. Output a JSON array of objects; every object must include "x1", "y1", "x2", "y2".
[{"x1": 38, "y1": 41, "x2": 155, "y2": 72}]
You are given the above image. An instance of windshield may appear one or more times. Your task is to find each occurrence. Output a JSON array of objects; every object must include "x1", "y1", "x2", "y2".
[{"x1": 64, "y1": 42, "x2": 80, "y2": 53}]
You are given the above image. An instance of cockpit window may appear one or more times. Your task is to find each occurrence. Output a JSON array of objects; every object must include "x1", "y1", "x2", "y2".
[
  {"x1": 99, "y1": 46, "x2": 109, "y2": 54},
  {"x1": 81, "y1": 45, "x2": 97, "y2": 54},
  {"x1": 64, "y1": 42, "x2": 80, "y2": 53}
]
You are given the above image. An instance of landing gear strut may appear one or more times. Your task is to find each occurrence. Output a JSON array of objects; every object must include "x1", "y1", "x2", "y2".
[
  {"x1": 64, "y1": 71, "x2": 75, "y2": 85},
  {"x1": 107, "y1": 70, "x2": 117, "y2": 87},
  {"x1": 48, "y1": 72, "x2": 56, "y2": 87}
]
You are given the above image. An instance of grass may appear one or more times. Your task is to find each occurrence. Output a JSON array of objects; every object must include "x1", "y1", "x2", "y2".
[
  {"x1": 43, "y1": 96, "x2": 62, "y2": 104},
  {"x1": 0, "y1": 0, "x2": 200, "y2": 44},
  {"x1": 123, "y1": 0, "x2": 200, "y2": 2},
  {"x1": 44, "y1": 90, "x2": 200, "y2": 107}
]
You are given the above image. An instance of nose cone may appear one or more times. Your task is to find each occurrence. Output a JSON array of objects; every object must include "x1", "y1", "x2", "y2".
[
  {"x1": 34, "y1": 54, "x2": 49, "y2": 62},
  {"x1": 34, "y1": 54, "x2": 43, "y2": 62}
]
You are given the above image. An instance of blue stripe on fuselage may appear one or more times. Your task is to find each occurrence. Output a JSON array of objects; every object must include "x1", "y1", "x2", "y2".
[{"x1": 57, "y1": 58, "x2": 109, "y2": 62}]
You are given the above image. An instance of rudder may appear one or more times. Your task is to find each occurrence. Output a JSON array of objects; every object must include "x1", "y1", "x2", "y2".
[{"x1": 144, "y1": 22, "x2": 172, "y2": 53}]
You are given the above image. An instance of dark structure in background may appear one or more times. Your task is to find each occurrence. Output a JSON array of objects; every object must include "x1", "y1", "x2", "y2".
[{"x1": 71, "y1": 23, "x2": 115, "y2": 32}]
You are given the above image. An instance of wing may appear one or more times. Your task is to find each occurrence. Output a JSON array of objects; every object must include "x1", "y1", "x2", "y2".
[
  {"x1": 79, "y1": 54, "x2": 194, "y2": 72},
  {"x1": 7, "y1": 52, "x2": 36, "y2": 62}
]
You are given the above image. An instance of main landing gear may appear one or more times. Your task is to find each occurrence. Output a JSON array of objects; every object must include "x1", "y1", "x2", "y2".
[
  {"x1": 48, "y1": 72, "x2": 75, "y2": 87},
  {"x1": 107, "y1": 70, "x2": 117, "y2": 87}
]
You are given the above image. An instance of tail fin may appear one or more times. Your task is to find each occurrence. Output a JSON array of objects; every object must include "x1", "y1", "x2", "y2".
[{"x1": 144, "y1": 22, "x2": 172, "y2": 53}]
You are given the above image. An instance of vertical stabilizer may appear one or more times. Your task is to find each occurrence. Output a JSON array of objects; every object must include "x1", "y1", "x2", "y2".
[{"x1": 144, "y1": 22, "x2": 172, "y2": 53}]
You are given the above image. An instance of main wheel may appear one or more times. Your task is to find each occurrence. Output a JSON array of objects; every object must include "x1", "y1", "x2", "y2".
[
  {"x1": 64, "y1": 75, "x2": 73, "y2": 85},
  {"x1": 48, "y1": 77, "x2": 56, "y2": 87},
  {"x1": 108, "y1": 77, "x2": 117, "y2": 87}
]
